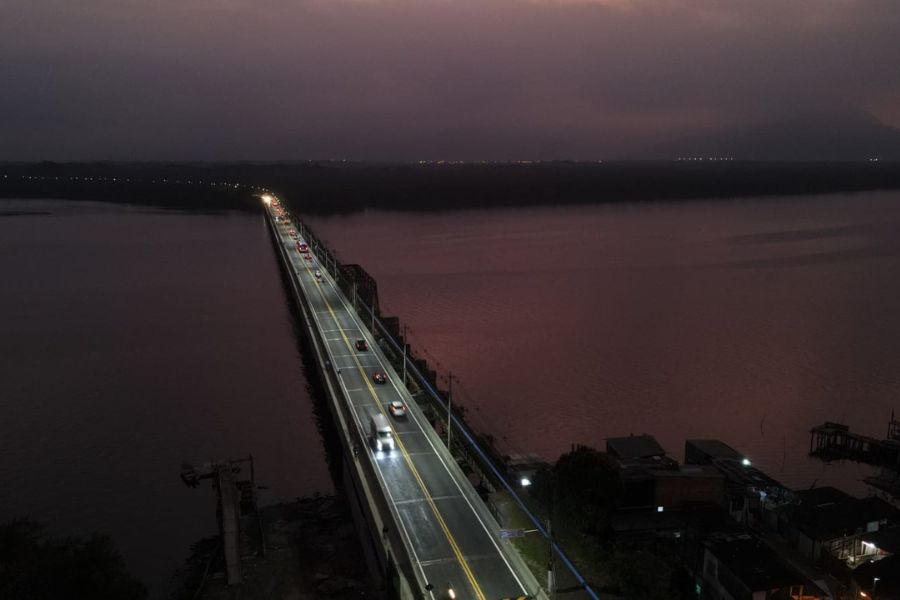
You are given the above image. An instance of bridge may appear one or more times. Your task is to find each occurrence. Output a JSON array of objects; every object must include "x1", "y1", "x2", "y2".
[{"x1": 261, "y1": 194, "x2": 548, "y2": 600}]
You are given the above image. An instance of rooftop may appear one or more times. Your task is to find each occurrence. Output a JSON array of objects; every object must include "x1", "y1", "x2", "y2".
[
  {"x1": 607, "y1": 434, "x2": 666, "y2": 461},
  {"x1": 707, "y1": 536, "x2": 821, "y2": 594},
  {"x1": 792, "y1": 487, "x2": 898, "y2": 541},
  {"x1": 685, "y1": 439, "x2": 744, "y2": 462}
]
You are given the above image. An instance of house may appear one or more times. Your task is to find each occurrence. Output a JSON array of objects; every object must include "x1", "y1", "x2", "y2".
[
  {"x1": 686, "y1": 439, "x2": 794, "y2": 530},
  {"x1": 700, "y1": 535, "x2": 824, "y2": 600},
  {"x1": 851, "y1": 554, "x2": 900, "y2": 599},
  {"x1": 607, "y1": 434, "x2": 679, "y2": 508},
  {"x1": 655, "y1": 465, "x2": 725, "y2": 511},
  {"x1": 783, "y1": 487, "x2": 898, "y2": 564}
]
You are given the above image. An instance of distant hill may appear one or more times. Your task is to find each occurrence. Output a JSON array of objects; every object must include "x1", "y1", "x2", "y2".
[{"x1": 644, "y1": 108, "x2": 900, "y2": 161}]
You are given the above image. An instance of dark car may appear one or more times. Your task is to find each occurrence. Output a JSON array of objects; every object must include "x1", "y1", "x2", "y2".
[
  {"x1": 372, "y1": 371, "x2": 387, "y2": 384},
  {"x1": 356, "y1": 339, "x2": 369, "y2": 351}
]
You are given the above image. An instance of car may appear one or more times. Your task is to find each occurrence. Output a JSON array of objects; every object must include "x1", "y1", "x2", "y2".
[
  {"x1": 372, "y1": 371, "x2": 387, "y2": 384},
  {"x1": 388, "y1": 400, "x2": 407, "y2": 418},
  {"x1": 314, "y1": 269, "x2": 322, "y2": 280},
  {"x1": 370, "y1": 413, "x2": 394, "y2": 452},
  {"x1": 298, "y1": 243, "x2": 309, "y2": 253},
  {"x1": 355, "y1": 339, "x2": 368, "y2": 351},
  {"x1": 304, "y1": 254, "x2": 313, "y2": 260}
]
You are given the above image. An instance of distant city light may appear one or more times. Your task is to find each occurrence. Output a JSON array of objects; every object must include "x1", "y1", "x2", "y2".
[
  {"x1": 520, "y1": 477, "x2": 531, "y2": 487},
  {"x1": 741, "y1": 458, "x2": 751, "y2": 466},
  {"x1": 657, "y1": 506, "x2": 664, "y2": 513}
]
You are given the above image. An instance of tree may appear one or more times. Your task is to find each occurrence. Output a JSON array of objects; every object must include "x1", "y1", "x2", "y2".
[
  {"x1": 0, "y1": 518, "x2": 147, "y2": 600},
  {"x1": 552, "y1": 445, "x2": 623, "y2": 532},
  {"x1": 608, "y1": 549, "x2": 677, "y2": 600}
]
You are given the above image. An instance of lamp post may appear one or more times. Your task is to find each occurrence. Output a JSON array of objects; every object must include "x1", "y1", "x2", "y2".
[
  {"x1": 446, "y1": 372, "x2": 454, "y2": 449},
  {"x1": 402, "y1": 324, "x2": 408, "y2": 387}
]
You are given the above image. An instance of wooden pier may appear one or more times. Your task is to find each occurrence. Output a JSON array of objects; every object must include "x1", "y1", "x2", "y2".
[{"x1": 809, "y1": 419, "x2": 900, "y2": 469}]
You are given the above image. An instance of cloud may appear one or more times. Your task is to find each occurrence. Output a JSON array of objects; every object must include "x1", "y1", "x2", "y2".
[{"x1": 0, "y1": 0, "x2": 898, "y2": 160}]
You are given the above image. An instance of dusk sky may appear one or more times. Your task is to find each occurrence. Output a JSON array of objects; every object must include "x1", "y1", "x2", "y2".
[{"x1": 2, "y1": 0, "x2": 899, "y2": 161}]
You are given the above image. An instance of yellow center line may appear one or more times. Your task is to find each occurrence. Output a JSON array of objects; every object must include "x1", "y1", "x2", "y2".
[{"x1": 288, "y1": 225, "x2": 486, "y2": 600}]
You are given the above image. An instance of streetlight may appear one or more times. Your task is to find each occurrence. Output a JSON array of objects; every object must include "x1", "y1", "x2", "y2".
[
  {"x1": 401, "y1": 323, "x2": 408, "y2": 387},
  {"x1": 446, "y1": 372, "x2": 457, "y2": 449}
]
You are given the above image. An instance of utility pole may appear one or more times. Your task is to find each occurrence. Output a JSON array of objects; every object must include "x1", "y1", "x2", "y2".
[
  {"x1": 402, "y1": 324, "x2": 408, "y2": 387},
  {"x1": 446, "y1": 372, "x2": 456, "y2": 449},
  {"x1": 370, "y1": 300, "x2": 376, "y2": 333},
  {"x1": 547, "y1": 518, "x2": 555, "y2": 595}
]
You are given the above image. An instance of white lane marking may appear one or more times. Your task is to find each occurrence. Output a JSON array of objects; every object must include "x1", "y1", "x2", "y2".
[
  {"x1": 280, "y1": 226, "x2": 435, "y2": 600},
  {"x1": 418, "y1": 556, "x2": 467, "y2": 568},
  {"x1": 319, "y1": 241, "x2": 528, "y2": 594},
  {"x1": 394, "y1": 494, "x2": 463, "y2": 505}
]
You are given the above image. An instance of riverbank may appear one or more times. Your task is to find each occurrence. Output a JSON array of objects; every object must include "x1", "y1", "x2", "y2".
[{"x1": 169, "y1": 495, "x2": 374, "y2": 600}]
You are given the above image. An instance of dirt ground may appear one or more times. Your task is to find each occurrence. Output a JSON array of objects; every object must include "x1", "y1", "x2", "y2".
[{"x1": 172, "y1": 495, "x2": 376, "y2": 600}]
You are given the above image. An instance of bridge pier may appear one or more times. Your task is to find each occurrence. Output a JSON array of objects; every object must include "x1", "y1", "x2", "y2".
[{"x1": 265, "y1": 209, "x2": 421, "y2": 600}]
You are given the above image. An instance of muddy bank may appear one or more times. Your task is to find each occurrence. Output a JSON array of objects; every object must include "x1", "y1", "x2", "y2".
[{"x1": 169, "y1": 495, "x2": 374, "y2": 600}]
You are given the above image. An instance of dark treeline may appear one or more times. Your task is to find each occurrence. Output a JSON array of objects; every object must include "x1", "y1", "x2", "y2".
[{"x1": 2, "y1": 160, "x2": 900, "y2": 214}]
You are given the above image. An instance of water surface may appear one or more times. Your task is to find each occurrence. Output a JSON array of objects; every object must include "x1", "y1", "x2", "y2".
[
  {"x1": 0, "y1": 198, "x2": 331, "y2": 595},
  {"x1": 307, "y1": 191, "x2": 900, "y2": 494}
]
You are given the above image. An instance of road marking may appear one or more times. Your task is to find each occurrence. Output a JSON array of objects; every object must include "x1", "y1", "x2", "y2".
[
  {"x1": 292, "y1": 230, "x2": 487, "y2": 600},
  {"x1": 394, "y1": 494, "x2": 462, "y2": 505},
  {"x1": 299, "y1": 232, "x2": 529, "y2": 596},
  {"x1": 274, "y1": 221, "x2": 436, "y2": 600}
]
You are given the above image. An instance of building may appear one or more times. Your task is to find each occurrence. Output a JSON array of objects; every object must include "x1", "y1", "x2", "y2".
[
  {"x1": 783, "y1": 486, "x2": 898, "y2": 564},
  {"x1": 700, "y1": 535, "x2": 824, "y2": 600},
  {"x1": 655, "y1": 465, "x2": 726, "y2": 511},
  {"x1": 851, "y1": 554, "x2": 900, "y2": 599},
  {"x1": 607, "y1": 434, "x2": 679, "y2": 508},
  {"x1": 686, "y1": 439, "x2": 794, "y2": 530}
]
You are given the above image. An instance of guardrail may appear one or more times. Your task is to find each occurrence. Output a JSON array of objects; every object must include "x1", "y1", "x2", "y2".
[{"x1": 273, "y1": 198, "x2": 601, "y2": 600}]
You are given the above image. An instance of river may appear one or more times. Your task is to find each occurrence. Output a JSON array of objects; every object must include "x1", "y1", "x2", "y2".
[
  {"x1": 0, "y1": 198, "x2": 331, "y2": 596},
  {"x1": 4, "y1": 190, "x2": 900, "y2": 593},
  {"x1": 306, "y1": 190, "x2": 900, "y2": 495}
]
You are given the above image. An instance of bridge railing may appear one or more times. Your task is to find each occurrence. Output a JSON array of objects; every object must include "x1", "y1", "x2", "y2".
[
  {"x1": 281, "y1": 206, "x2": 601, "y2": 600},
  {"x1": 266, "y1": 205, "x2": 431, "y2": 600}
]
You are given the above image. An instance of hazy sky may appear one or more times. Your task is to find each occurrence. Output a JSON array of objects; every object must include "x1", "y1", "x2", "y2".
[{"x1": 2, "y1": 0, "x2": 899, "y2": 161}]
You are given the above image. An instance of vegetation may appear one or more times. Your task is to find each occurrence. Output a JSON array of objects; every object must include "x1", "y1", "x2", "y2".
[
  {"x1": 4, "y1": 160, "x2": 900, "y2": 215},
  {"x1": 530, "y1": 444, "x2": 623, "y2": 533},
  {"x1": 523, "y1": 446, "x2": 691, "y2": 599},
  {"x1": 0, "y1": 518, "x2": 147, "y2": 600}
]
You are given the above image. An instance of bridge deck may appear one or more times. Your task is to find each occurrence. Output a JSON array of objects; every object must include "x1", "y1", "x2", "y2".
[{"x1": 266, "y1": 203, "x2": 532, "y2": 600}]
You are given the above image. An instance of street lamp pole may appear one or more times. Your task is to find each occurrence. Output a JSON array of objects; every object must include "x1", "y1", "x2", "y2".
[
  {"x1": 547, "y1": 518, "x2": 555, "y2": 595},
  {"x1": 446, "y1": 372, "x2": 454, "y2": 449},
  {"x1": 402, "y1": 324, "x2": 408, "y2": 387}
]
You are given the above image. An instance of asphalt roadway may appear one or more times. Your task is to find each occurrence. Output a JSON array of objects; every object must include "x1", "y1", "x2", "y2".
[{"x1": 267, "y1": 202, "x2": 533, "y2": 600}]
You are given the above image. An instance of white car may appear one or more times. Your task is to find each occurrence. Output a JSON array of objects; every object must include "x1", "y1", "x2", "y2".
[
  {"x1": 314, "y1": 269, "x2": 322, "y2": 280},
  {"x1": 388, "y1": 400, "x2": 407, "y2": 418}
]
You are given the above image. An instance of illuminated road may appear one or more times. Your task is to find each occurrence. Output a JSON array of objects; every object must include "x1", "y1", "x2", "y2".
[{"x1": 265, "y1": 199, "x2": 534, "y2": 600}]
